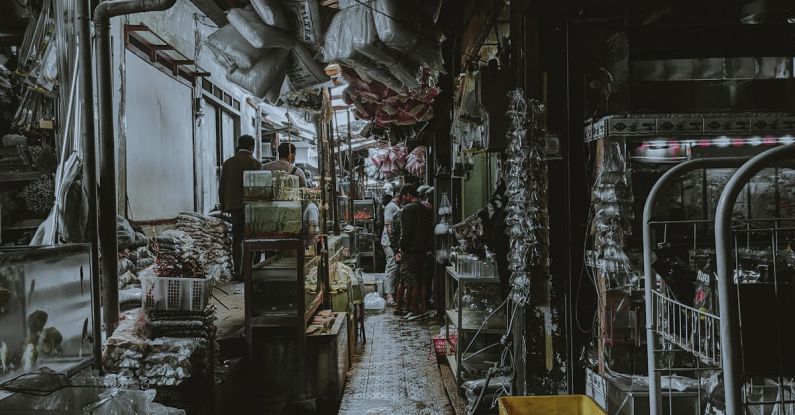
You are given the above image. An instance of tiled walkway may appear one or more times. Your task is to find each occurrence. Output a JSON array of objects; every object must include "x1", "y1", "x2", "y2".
[{"x1": 338, "y1": 311, "x2": 455, "y2": 415}]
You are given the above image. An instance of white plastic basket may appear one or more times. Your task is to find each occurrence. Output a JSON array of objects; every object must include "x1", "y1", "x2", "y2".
[{"x1": 141, "y1": 275, "x2": 213, "y2": 311}]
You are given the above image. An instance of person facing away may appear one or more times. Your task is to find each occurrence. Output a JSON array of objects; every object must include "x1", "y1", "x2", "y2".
[
  {"x1": 219, "y1": 134, "x2": 262, "y2": 279},
  {"x1": 381, "y1": 193, "x2": 402, "y2": 306},
  {"x1": 263, "y1": 142, "x2": 307, "y2": 188},
  {"x1": 397, "y1": 183, "x2": 434, "y2": 319}
]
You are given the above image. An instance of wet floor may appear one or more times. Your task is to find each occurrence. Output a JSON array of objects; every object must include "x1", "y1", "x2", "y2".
[{"x1": 338, "y1": 311, "x2": 455, "y2": 415}]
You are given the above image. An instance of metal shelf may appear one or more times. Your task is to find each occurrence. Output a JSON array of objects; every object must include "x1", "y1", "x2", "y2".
[
  {"x1": 445, "y1": 267, "x2": 500, "y2": 283},
  {"x1": 445, "y1": 309, "x2": 505, "y2": 333}
]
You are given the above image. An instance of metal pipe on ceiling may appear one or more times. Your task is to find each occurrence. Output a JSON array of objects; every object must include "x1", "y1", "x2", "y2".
[{"x1": 93, "y1": 0, "x2": 178, "y2": 338}]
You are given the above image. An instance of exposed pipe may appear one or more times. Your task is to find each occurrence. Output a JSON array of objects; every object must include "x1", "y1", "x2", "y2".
[
  {"x1": 642, "y1": 157, "x2": 748, "y2": 415},
  {"x1": 94, "y1": 0, "x2": 178, "y2": 337},
  {"x1": 714, "y1": 144, "x2": 795, "y2": 415},
  {"x1": 77, "y1": 0, "x2": 103, "y2": 373}
]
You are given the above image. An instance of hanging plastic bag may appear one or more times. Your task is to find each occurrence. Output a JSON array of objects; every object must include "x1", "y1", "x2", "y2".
[
  {"x1": 364, "y1": 292, "x2": 386, "y2": 310},
  {"x1": 226, "y1": 50, "x2": 290, "y2": 98},
  {"x1": 227, "y1": 7, "x2": 296, "y2": 49},
  {"x1": 205, "y1": 24, "x2": 264, "y2": 70}
]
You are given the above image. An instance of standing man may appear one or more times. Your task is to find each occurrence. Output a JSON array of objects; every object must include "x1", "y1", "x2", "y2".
[
  {"x1": 397, "y1": 184, "x2": 433, "y2": 320},
  {"x1": 219, "y1": 134, "x2": 262, "y2": 279},
  {"x1": 264, "y1": 142, "x2": 307, "y2": 188},
  {"x1": 381, "y1": 192, "x2": 402, "y2": 306}
]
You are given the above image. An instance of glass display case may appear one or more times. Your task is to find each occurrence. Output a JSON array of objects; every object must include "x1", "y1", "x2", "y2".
[
  {"x1": 0, "y1": 244, "x2": 95, "y2": 387},
  {"x1": 352, "y1": 199, "x2": 376, "y2": 233},
  {"x1": 250, "y1": 255, "x2": 320, "y2": 318},
  {"x1": 444, "y1": 266, "x2": 506, "y2": 386}
]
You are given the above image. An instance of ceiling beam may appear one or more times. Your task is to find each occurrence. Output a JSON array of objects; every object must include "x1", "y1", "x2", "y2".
[{"x1": 189, "y1": 0, "x2": 228, "y2": 26}]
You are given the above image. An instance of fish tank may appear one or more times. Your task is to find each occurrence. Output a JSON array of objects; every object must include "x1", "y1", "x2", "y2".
[{"x1": 0, "y1": 245, "x2": 95, "y2": 390}]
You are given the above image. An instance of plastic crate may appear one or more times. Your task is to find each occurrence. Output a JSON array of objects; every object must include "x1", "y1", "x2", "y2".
[
  {"x1": 498, "y1": 396, "x2": 606, "y2": 415},
  {"x1": 141, "y1": 275, "x2": 213, "y2": 311},
  {"x1": 432, "y1": 334, "x2": 456, "y2": 358}
]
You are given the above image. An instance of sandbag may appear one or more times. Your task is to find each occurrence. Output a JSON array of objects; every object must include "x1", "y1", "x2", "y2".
[
  {"x1": 250, "y1": 0, "x2": 293, "y2": 30},
  {"x1": 226, "y1": 49, "x2": 290, "y2": 98},
  {"x1": 204, "y1": 24, "x2": 263, "y2": 70},
  {"x1": 282, "y1": 0, "x2": 323, "y2": 46},
  {"x1": 227, "y1": 7, "x2": 295, "y2": 49},
  {"x1": 286, "y1": 42, "x2": 330, "y2": 90}
]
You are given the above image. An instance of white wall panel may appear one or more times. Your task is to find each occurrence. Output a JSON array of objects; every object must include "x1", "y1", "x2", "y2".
[{"x1": 124, "y1": 51, "x2": 194, "y2": 220}]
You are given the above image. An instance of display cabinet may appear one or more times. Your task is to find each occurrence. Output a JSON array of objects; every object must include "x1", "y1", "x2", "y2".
[
  {"x1": 444, "y1": 266, "x2": 506, "y2": 387},
  {"x1": 352, "y1": 199, "x2": 377, "y2": 271},
  {"x1": 242, "y1": 235, "x2": 323, "y2": 396},
  {"x1": 0, "y1": 244, "x2": 96, "y2": 387}
]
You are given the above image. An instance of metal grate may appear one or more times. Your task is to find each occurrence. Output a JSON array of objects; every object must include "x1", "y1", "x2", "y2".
[{"x1": 167, "y1": 280, "x2": 181, "y2": 309}]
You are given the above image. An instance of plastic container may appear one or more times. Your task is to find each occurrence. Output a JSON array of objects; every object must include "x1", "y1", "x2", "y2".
[
  {"x1": 141, "y1": 275, "x2": 213, "y2": 311},
  {"x1": 498, "y1": 396, "x2": 606, "y2": 415}
]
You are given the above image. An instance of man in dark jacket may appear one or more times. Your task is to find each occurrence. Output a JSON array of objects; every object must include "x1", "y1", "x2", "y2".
[
  {"x1": 219, "y1": 134, "x2": 262, "y2": 279},
  {"x1": 396, "y1": 184, "x2": 433, "y2": 319}
]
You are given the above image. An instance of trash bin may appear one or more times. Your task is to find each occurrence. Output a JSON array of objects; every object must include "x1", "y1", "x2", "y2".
[{"x1": 498, "y1": 396, "x2": 606, "y2": 415}]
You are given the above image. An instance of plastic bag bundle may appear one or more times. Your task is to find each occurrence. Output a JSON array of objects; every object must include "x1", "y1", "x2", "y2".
[
  {"x1": 226, "y1": 49, "x2": 290, "y2": 98},
  {"x1": 405, "y1": 145, "x2": 426, "y2": 177},
  {"x1": 227, "y1": 6, "x2": 296, "y2": 49},
  {"x1": 364, "y1": 292, "x2": 386, "y2": 310},
  {"x1": 590, "y1": 137, "x2": 635, "y2": 287}
]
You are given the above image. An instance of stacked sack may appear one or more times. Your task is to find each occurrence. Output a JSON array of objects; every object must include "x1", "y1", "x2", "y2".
[
  {"x1": 322, "y1": 0, "x2": 443, "y2": 127},
  {"x1": 152, "y1": 230, "x2": 203, "y2": 278},
  {"x1": 144, "y1": 305, "x2": 217, "y2": 387},
  {"x1": 204, "y1": 0, "x2": 329, "y2": 102},
  {"x1": 176, "y1": 212, "x2": 233, "y2": 281},
  {"x1": 102, "y1": 310, "x2": 150, "y2": 382}
]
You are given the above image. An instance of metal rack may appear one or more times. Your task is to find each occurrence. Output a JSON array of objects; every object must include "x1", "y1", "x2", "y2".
[
  {"x1": 644, "y1": 157, "x2": 749, "y2": 414},
  {"x1": 644, "y1": 147, "x2": 795, "y2": 415},
  {"x1": 714, "y1": 144, "x2": 795, "y2": 415},
  {"x1": 444, "y1": 266, "x2": 505, "y2": 387}
]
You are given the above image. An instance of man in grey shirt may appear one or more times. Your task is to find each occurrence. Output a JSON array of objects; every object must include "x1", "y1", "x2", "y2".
[
  {"x1": 381, "y1": 193, "x2": 402, "y2": 305},
  {"x1": 263, "y1": 142, "x2": 307, "y2": 187}
]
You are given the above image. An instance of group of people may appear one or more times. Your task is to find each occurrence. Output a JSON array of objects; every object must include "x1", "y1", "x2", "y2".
[
  {"x1": 381, "y1": 183, "x2": 434, "y2": 320},
  {"x1": 219, "y1": 135, "x2": 308, "y2": 278}
]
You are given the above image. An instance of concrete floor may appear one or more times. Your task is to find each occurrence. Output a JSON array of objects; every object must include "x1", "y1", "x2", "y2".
[{"x1": 338, "y1": 311, "x2": 456, "y2": 415}]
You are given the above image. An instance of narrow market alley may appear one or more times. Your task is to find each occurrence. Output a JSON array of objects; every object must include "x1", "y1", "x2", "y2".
[
  {"x1": 3, "y1": 0, "x2": 795, "y2": 414},
  {"x1": 338, "y1": 312, "x2": 457, "y2": 415}
]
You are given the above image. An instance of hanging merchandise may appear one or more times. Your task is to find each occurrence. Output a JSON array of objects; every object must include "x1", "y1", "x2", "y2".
[
  {"x1": 227, "y1": 6, "x2": 296, "y2": 49},
  {"x1": 405, "y1": 145, "x2": 426, "y2": 177},
  {"x1": 286, "y1": 42, "x2": 332, "y2": 91},
  {"x1": 321, "y1": 0, "x2": 444, "y2": 127},
  {"x1": 282, "y1": 0, "x2": 324, "y2": 47},
  {"x1": 363, "y1": 144, "x2": 409, "y2": 180},
  {"x1": 503, "y1": 90, "x2": 549, "y2": 305},
  {"x1": 225, "y1": 50, "x2": 290, "y2": 98},
  {"x1": 591, "y1": 138, "x2": 635, "y2": 287},
  {"x1": 452, "y1": 72, "x2": 488, "y2": 150},
  {"x1": 435, "y1": 192, "x2": 453, "y2": 264},
  {"x1": 250, "y1": 0, "x2": 293, "y2": 30},
  {"x1": 204, "y1": 24, "x2": 265, "y2": 70}
]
